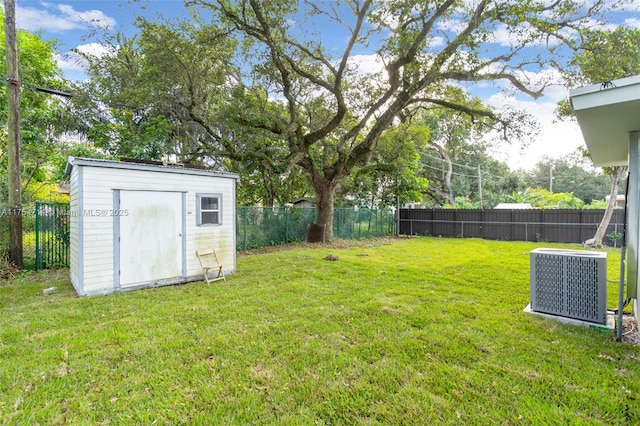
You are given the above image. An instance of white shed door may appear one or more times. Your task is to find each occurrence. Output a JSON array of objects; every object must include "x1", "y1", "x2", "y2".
[{"x1": 119, "y1": 190, "x2": 183, "y2": 287}]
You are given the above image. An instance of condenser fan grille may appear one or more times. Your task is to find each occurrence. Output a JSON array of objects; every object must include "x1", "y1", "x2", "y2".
[{"x1": 530, "y1": 248, "x2": 607, "y2": 325}]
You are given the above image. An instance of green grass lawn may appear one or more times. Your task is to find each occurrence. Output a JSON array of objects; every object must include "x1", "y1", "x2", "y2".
[{"x1": 1, "y1": 237, "x2": 638, "y2": 425}]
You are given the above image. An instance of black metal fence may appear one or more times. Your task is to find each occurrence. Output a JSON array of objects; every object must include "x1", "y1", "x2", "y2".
[
  {"x1": 35, "y1": 202, "x2": 70, "y2": 270},
  {"x1": 236, "y1": 206, "x2": 395, "y2": 250},
  {"x1": 398, "y1": 208, "x2": 625, "y2": 247},
  {"x1": 0, "y1": 202, "x2": 69, "y2": 270},
  {"x1": 2, "y1": 204, "x2": 395, "y2": 269},
  {"x1": 237, "y1": 206, "x2": 317, "y2": 249}
]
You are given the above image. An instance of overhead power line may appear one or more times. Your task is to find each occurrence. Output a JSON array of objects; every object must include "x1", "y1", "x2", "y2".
[
  {"x1": 419, "y1": 150, "x2": 477, "y2": 170},
  {"x1": 419, "y1": 151, "x2": 485, "y2": 207},
  {"x1": 419, "y1": 162, "x2": 478, "y2": 179},
  {"x1": 6, "y1": 78, "x2": 75, "y2": 98}
]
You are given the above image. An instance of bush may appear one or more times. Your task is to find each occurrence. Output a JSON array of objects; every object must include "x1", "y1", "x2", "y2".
[{"x1": 0, "y1": 256, "x2": 18, "y2": 280}]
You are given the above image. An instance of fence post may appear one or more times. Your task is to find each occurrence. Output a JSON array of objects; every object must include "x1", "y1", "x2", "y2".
[
  {"x1": 285, "y1": 206, "x2": 289, "y2": 244},
  {"x1": 242, "y1": 207, "x2": 247, "y2": 250},
  {"x1": 54, "y1": 205, "x2": 59, "y2": 267},
  {"x1": 35, "y1": 201, "x2": 40, "y2": 270},
  {"x1": 393, "y1": 208, "x2": 397, "y2": 236}
]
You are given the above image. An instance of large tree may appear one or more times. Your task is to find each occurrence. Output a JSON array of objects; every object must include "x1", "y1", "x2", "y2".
[
  {"x1": 182, "y1": 0, "x2": 612, "y2": 237},
  {"x1": 73, "y1": 0, "x2": 615, "y2": 237},
  {"x1": 415, "y1": 89, "x2": 502, "y2": 207},
  {"x1": 67, "y1": 17, "x2": 237, "y2": 165},
  {"x1": 558, "y1": 27, "x2": 640, "y2": 247}
]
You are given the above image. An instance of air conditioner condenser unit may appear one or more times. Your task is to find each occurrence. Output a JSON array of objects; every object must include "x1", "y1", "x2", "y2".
[{"x1": 530, "y1": 248, "x2": 607, "y2": 325}]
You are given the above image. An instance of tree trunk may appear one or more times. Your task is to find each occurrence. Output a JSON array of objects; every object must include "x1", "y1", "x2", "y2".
[
  {"x1": 261, "y1": 169, "x2": 275, "y2": 207},
  {"x1": 314, "y1": 179, "x2": 338, "y2": 240},
  {"x1": 443, "y1": 154, "x2": 454, "y2": 205},
  {"x1": 584, "y1": 166, "x2": 625, "y2": 248},
  {"x1": 431, "y1": 144, "x2": 455, "y2": 205}
]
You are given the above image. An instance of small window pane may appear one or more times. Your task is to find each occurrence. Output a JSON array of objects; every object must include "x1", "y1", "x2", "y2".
[
  {"x1": 202, "y1": 211, "x2": 219, "y2": 225},
  {"x1": 201, "y1": 197, "x2": 219, "y2": 210}
]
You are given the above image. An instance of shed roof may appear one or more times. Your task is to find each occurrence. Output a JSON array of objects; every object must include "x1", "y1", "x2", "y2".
[
  {"x1": 494, "y1": 203, "x2": 533, "y2": 209},
  {"x1": 65, "y1": 156, "x2": 239, "y2": 180},
  {"x1": 569, "y1": 74, "x2": 640, "y2": 167}
]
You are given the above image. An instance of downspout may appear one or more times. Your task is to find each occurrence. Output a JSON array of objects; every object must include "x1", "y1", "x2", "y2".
[{"x1": 617, "y1": 173, "x2": 630, "y2": 342}]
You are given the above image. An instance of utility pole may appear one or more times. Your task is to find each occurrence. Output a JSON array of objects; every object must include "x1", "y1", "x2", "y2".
[
  {"x1": 477, "y1": 165, "x2": 483, "y2": 209},
  {"x1": 5, "y1": 0, "x2": 23, "y2": 268},
  {"x1": 549, "y1": 164, "x2": 554, "y2": 193},
  {"x1": 458, "y1": 162, "x2": 483, "y2": 208}
]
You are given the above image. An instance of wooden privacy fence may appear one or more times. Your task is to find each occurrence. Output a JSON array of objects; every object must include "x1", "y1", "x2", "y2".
[{"x1": 398, "y1": 209, "x2": 625, "y2": 247}]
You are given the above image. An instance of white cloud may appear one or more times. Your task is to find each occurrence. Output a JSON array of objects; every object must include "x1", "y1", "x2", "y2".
[
  {"x1": 17, "y1": 6, "x2": 78, "y2": 32},
  {"x1": 58, "y1": 43, "x2": 114, "y2": 75},
  {"x1": 488, "y1": 21, "x2": 577, "y2": 48},
  {"x1": 582, "y1": 18, "x2": 619, "y2": 32},
  {"x1": 542, "y1": 83, "x2": 570, "y2": 103},
  {"x1": 348, "y1": 54, "x2": 384, "y2": 75},
  {"x1": 524, "y1": 68, "x2": 567, "y2": 101},
  {"x1": 16, "y1": 4, "x2": 115, "y2": 33},
  {"x1": 499, "y1": 120, "x2": 585, "y2": 170},
  {"x1": 428, "y1": 36, "x2": 446, "y2": 48},
  {"x1": 55, "y1": 53, "x2": 84, "y2": 72},
  {"x1": 57, "y1": 4, "x2": 115, "y2": 28},
  {"x1": 485, "y1": 92, "x2": 585, "y2": 170},
  {"x1": 625, "y1": 17, "x2": 640, "y2": 28},
  {"x1": 436, "y1": 18, "x2": 466, "y2": 34},
  {"x1": 75, "y1": 42, "x2": 113, "y2": 57},
  {"x1": 490, "y1": 23, "x2": 537, "y2": 47},
  {"x1": 615, "y1": 0, "x2": 640, "y2": 11}
]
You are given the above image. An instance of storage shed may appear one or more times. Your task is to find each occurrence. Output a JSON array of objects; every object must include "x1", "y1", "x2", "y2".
[{"x1": 65, "y1": 157, "x2": 239, "y2": 296}]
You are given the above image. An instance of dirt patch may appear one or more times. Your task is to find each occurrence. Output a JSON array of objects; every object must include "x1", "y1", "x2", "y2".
[
  {"x1": 237, "y1": 236, "x2": 403, "y2": 258},
  {"x1": 621, "y1": 315, "x2": 640, "y2": 345}
]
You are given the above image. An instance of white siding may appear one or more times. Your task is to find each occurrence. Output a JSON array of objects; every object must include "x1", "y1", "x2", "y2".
[
  {"x1": 69, "y1": 166, "x2": 80, "y2": 293},
  {"x1": 71, "y1": 161, "x2": 236, "y2": 295}
]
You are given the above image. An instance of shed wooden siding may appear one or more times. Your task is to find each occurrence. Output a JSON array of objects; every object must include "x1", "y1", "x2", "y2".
[
  {"x1": 69, "y1": 165, "x2": 80, "y2": 292},
  {"x1": 69, "y1": 160, "x2": 237, "y2": 295}
]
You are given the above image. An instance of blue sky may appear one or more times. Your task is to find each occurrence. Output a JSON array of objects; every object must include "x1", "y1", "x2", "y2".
[
  {"x1": 14, "y1": 0, "x2": 187, "y2": 80},
  {"x1": 10, "y1": 0, "x2": 640, "y2": 170}
]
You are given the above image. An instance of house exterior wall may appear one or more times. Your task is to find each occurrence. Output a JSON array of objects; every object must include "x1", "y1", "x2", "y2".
[
  {"x1": 68, "y1": 158, "x2": 237, "y2": 296},
  {"x1": 630, "y1": 134, "x2": 640, "y2": 327}
]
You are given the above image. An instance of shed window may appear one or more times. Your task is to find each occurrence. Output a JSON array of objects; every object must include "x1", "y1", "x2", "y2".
[{"x1": 197, "y1": 194, "x2": 222, "y2": 226}]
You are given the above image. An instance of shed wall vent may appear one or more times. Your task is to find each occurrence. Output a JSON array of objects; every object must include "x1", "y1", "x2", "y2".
[{"x1": 530, "y1": 248, "x2": 607, "y2": 325}]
